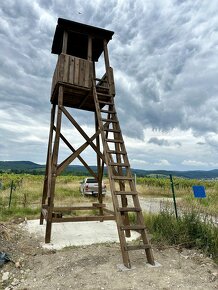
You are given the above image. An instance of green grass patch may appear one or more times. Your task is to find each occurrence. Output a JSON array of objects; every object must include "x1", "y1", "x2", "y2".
[
  {"x1": 0, "y1": 206, "x2": 40, "y2": 221},
  {"x1": 138, "y1": 210, "x2": 218, "y2": 264}
]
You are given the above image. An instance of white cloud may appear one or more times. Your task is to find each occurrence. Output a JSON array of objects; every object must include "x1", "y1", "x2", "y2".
[
  {"x1": 1, "y1": 0, "x2": 218, "y2": 170},
  {"x1": 182, "y1": 160, "x2": 208, "y2": 167},
  {"x1": 153, "y1": 159, "x2": 171, "y2": 166}
]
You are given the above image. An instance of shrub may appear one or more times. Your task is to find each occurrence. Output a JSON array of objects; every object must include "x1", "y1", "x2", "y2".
[{"x1": 143, "y1": 209, "x2": 218, "y2": 263}]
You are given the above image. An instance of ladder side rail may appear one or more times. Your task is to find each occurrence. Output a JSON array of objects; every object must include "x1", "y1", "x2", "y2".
[
  {"x1": 111, "y1": 106, "x2": 131, "y2": 237},
  {"x1": 93, "y1": 82, "x2": 131, "y2": 268},
  {"x1": 95, "y1": 112, "x2": 103, "y2": 215}
]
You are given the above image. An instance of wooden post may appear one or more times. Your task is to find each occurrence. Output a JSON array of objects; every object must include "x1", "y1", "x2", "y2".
[
  {"x1": 8, "y1": 180, "x2": 14, "y2": 208},
  {"x1": 62, "y1": 31, "x2": 68, "y2": 54},
  {"x1": 103, "y1": 39, "x2": 114, "y2": 95},
  {"x1": 103, "y1": 39, "x2": 110, "y2": 69},
  {"x1": 40, "y1": 104, "x2": 56, "y2": 225},
  {"x1": 169, "y1": 174, "x2": 178, "y2": 219},
  {"x1": 87, "y1": 36, "x2": 92, "y2": 61},
  {"x1": 45, "y1": 86, "x2": 64, "y2": 243}
]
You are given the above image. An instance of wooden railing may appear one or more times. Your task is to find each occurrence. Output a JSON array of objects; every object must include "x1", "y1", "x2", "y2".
[
  {"x1": 96, "y1": 67, "x2": 115, "y2": 95},
  {"x1": 51, "y1": 54, "x2": 93, "y2": 95}
]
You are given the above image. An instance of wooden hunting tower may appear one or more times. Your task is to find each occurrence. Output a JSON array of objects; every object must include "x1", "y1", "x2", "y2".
[{"x1": 40, "y1": 18, "x2": 154, "y2": 268}]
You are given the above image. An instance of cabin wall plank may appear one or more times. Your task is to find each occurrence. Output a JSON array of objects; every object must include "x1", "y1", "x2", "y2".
[{"x1": 51, "y1": 54, "x2": 93, "y2": 97}]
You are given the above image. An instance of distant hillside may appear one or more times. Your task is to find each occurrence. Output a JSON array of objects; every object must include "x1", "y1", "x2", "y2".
[
  {"x1": 0, "y1": 161, "x2": 44, "y2": 171},
  {"x1": 0, "y1": 161, "x2": 218, "y2": 179},
  {"x1": 132, "y1": 169, "x2": 218, "y2": 179}
]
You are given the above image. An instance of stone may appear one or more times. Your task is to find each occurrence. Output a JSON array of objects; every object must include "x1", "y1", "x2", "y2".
[
  {"x1": 15, "y1": 261, "x2": 21, "y2": 268},
  {"x1": 117, "y1": 264, "x2": 135, "y2": 272},
  {"x1": 11, "y1": 278, "x2": 20, "y2": 286},
  {"x1": 146, "y1": 261, "x2": 162, "y2": 268},
  {"x1": 2, "y1": 271, "x2": 10, "y2": 281},
  {"x1": 4, "y1": 287, "x2": 13, "y2": 290}
]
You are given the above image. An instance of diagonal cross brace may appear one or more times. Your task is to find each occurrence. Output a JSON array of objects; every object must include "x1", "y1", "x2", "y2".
[
  {"x1": 60, "y1": 106, "x2": 105, "y2": 160},
  {"x1": 56, "y1": 125, "x2": 106, "y2": 175},
  {"x1": 54, "y1": 125, "x2": 98, "y2": 179}
]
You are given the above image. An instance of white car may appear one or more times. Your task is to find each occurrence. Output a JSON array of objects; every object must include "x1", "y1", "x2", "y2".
[{"x1": 80, "y1": 177, "x2": 106, "y2": 196}]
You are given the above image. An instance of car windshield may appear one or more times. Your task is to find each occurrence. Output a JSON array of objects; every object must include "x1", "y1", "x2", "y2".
[{"x1": 86, "y1": 179, "x2": 98, "y2": 183}]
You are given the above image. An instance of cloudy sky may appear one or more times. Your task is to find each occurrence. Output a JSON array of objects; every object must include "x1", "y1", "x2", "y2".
[{"x1": 1, "y1": 0, "x2": 218, "y2": 171}]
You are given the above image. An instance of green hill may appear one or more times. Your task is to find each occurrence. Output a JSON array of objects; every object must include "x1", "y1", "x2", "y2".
[
  {"x1": 0, "y1": 161, "x2": 218, "y2": 179},
  {"x1": 0, "y1": 161, "x2": 44, "y2": 171}
]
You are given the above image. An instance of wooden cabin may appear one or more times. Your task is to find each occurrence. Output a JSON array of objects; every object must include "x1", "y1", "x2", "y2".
[{"x1": 50, "y1": 18, "x2": 115, "y2": 111}]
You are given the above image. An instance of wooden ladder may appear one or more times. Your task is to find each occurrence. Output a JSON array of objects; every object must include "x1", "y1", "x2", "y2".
[{"x1": 93, "y1": 81, "x2": 155, "y2": 268}]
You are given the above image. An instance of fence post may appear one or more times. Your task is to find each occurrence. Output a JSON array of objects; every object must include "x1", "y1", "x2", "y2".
[
  {"x1": 8, "y1": 180, "x2": 14, "y2": 208},
  {"x1": 169, "y1": 174, "x2": 178, "y2": 219}
]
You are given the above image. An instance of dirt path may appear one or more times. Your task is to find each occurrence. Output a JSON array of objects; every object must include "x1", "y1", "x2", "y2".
[{"x1": 0, "y1": 222, "x2": 217, "y2": 290}]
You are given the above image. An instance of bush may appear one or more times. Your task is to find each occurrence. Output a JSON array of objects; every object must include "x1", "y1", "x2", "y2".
[{"x1": 143, "y1": 210, "x2": 218, "y2": 263}]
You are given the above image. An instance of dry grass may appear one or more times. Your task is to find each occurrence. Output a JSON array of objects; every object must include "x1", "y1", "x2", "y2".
[
  {"x1": 0, "y1": 174, "x2": 111, "y2": 220},
  {"x1": 0, "y1": 174, "x2": 217, "y2": 219},
  {"x1": 136, "y1": 182, "x2": 218, "y2": 216}
]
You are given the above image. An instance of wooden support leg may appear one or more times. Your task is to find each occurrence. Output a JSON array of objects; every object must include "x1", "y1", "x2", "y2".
[
  {"x1": 45, "y1": 181, "x2": 55, "y2": 243},
  {"x1": 40, "y1": 178, "x2": 47, "y2": 225},
  {"x1": 45, "y1": 87, "x2": 63, "y2": 243},
  {"x1": 45, "y1": 217, "x2": 52, "y2": 243},
  {"x1": 40, "y1": 104, "x2": 56, "y2": 225},
  {"x1": 40, "y1": 179, "x2": 47, "y2": 225}
]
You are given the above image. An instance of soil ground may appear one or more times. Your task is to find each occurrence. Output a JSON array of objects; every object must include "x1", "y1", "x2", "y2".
[{"x1": 0, "y1": 221, "x2": 217, "y2": 290}]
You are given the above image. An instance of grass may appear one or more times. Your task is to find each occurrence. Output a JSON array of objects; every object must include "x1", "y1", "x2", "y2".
[
  {"x1": 0, "y1": 174, "x2": 108, "y2": 220},
  {"x1": 0, "y1": 207, "x2": 41, "y2": 221},
  {"x1": 0, "y1": 173, "x2": 217, "y2": 217},
  {"x1": 130, "y1": 209, "x2": 218, "y2": 264},
  {"x1": 0, "y1": 174, "x2": 218, "y2": 262},
  {"x1": 0, "y1": 173, "x2": 217, "y2": 263},
  {"x1": 136, "y1": 178, "x2": 218, "y2": 216}
]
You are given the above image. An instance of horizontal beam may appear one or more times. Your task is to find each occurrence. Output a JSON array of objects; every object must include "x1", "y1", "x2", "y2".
[
  {"x1": 103, "y1": 208, "x2": 115, "y2": 215},
  {"x1": 92, "y1": 203, "x2": 106, "y2": 208},
  {"x1": 53, "y1": 206, "x2": 100, "y2": 211},
  {"x1": 52, "y1": 215, "x2": 115, "y2": 222}
]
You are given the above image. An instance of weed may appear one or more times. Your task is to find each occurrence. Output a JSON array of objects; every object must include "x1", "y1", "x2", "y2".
[
  {"x1": 141, "y1": 209, "x2": 218, "y2": 264},
  {"x1": 0, "y1": 207, "x2": 40, "y2": 221}
]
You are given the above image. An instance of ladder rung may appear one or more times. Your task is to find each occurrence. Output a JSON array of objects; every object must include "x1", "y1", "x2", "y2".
[
  {"x1": 97, "y1": 85, "x2": 109, "y2": 89},
  {"x1": 117, "y1": 207, "x2": 141, "y2": 212},
  {"x1": 97, "y1": 92, "x2": 112, "y2": 97},
  {"x1": 101, "y1": 109, "x2": 116, "y2": 114},
  {"x1": 105, "y1": 139, "x2": 123, "y2": 143},
  {"x1": 102, "y1": 119, "x2": 117, "y2": 123},
  {"x1": 98, "y1": 100, "x2": 113, "y2": 105},
  {"x1": 107, "y1": 150, "x2": 126, "y2": 155},
  {"x1": 109, "y1": 162, "x2": 129, "y2": 167},
  {"x1": 125, "y1": 245, "x2": 151, "y2": 251},
  {"x1": 104, "y1": 129, "x2": 120, "y2": 133},
  {"x1": 120, "y1": 225, "x2": 146, "y2": 230},
  {"x1": 112, "y1": 176, "x2": 133, "y2": 180},
  {"x1": 95, "y1": 78, "x2": 107, "y2": 82},
  {"x1": 114, "y1": 191, "x2": 137, "y2": 195}
]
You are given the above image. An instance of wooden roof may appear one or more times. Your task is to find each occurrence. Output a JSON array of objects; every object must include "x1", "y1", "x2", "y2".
[{"x1": 51, "y1": 18, "x2": 114, "y2": 61}]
